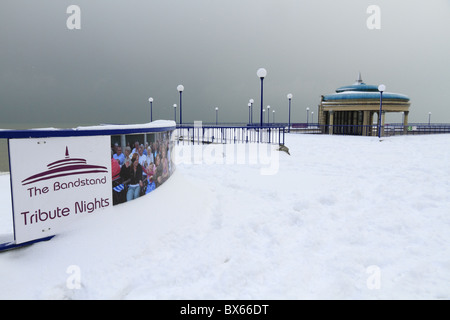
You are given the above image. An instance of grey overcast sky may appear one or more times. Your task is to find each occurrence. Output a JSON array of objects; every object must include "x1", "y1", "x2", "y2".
[{"x1": 0, "y1": 0, "x2": 449, "y2": 128}]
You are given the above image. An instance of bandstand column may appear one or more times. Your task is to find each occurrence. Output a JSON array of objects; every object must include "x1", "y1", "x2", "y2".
[
  {"x1": 362, "y1": 111, "x2": 370, "y2": 136},
  {"x1": 328, "y1": 110, "x2": 334, "y2": 135},
  {"x1": 403, "y1": 111, "x2": 409, "y2": 134}
]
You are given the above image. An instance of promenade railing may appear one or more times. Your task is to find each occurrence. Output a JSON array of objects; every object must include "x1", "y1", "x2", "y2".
[
  {"x1": 287, "y1": 123, "x2": 450, "y2": 136},
  {"x1": 175, "y1": 123, "x2": 286, "y2": 145}
]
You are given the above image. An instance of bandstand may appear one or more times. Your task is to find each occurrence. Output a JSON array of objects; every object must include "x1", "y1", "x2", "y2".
[{"x1": 318, "y1": 74, "x2": 411, "y2": 136}]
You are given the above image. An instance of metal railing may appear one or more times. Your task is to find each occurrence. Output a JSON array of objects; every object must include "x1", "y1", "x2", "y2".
[
  {"x1": 174, "y1": 124, "x2": 286, "y2": 145},
  {"x1": 287, "y1": 123, "x2": 450, "y2": 136},
  {"x1": 384, "y1": 123, "x2": 450, "y2": 136},
  {"x1": 169, "y1": 122, "x2": 450, "y2": 142}
]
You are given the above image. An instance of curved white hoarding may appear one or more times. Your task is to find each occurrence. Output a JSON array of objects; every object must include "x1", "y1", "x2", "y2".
[{"x1": 9, "y1": 135, "x2": 112, "y2": 244}]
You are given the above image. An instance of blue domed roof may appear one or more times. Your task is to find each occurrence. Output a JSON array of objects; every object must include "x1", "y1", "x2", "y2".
[
  {"x1": 323, "y1": 74, "x2": 410, "y2": 102},
  {"x1": 323, "y1": 91, "x2": 410, "y2": 101},
  {"x1": 335, "y1": 83, "x2": 379, "y2": 93}
]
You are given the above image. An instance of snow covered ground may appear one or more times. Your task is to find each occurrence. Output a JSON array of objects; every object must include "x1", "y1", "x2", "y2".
[{"x1": 0, "y1": 133, "x2": 449, "y2": 299}]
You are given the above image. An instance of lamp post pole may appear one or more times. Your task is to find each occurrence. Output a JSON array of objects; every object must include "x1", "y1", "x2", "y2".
[
  {"x1": 248, "y1": 103, "x2": 251, "y2": 125},
  {"x1": 273, "y1": 110, "x2": 275, "y2": 124},
  {"x1": 215, "y1": 107, "x2": 219, "y2": 125},
  {"x1": 428, "y1": 112, "x2": 432, "y2": 125},
  {"x1": 287, "y1": 94, "x2": 292, "y2": 132},
  {"x1": 306, "y1": 107, "x2": 310, "y2": 127},
  {"x1": 267, "y1": 105, "x2": 271, "y2": 123},
  {"x1": 378, "y1": 84, "x2": 386, "y2": 138},
  {"x1": 249, "y1": 99, "x2": 254, "y2": 124},
  {"x1": 173, "y1": 104, "x2": 177, "y2": 123},
  {"x1": 148, "y1": 97, "x2": 153, "y2": 122},
  {"x1": 257, "y1": 68, "x2": 267, "y2": 126},
  {"x1": 177, "y1": 85, "x2": 184, "y2": 125}
]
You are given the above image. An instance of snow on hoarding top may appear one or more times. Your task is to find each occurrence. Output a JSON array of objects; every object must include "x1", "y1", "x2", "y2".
[
  {"x1": 0, "y1": 121, "x2": 176, "y2": 139},
  {"x1": 74, "y1": 120, "x2": 176, "y2": 131}
]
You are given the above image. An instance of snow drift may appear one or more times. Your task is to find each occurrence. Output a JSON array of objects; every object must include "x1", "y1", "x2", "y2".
[{"x1": 0, "y1": 134, "x2": 449, "y2": 299}]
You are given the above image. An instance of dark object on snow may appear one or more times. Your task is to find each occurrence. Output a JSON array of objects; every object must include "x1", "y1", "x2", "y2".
[{"x1": 277, "y1": 145, "x2": 290, "y2": 155}]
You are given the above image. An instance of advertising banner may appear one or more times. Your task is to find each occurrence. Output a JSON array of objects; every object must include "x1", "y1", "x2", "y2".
[
  {"x1": 9, "y1": 136, "x2": 112, "y2": 244},
  {"x1": 110, "y1": 131, "x2": 175, "y2": 205}
]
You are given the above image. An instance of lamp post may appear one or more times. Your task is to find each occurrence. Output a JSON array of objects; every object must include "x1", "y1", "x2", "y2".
[
  {"x1": 248, "y1": 103, "x2": 251, "y2": 124},
  {"x1": 273, "y1": 110, "x2": 275, "y2": 124},
  {"x1": 306, "y1": 107, "x2": 310, "y2": 127},
  {"x1": 311, "y1": 111, "x2": 314, "y2": 125},
  {"x1": 267, "y1": 105, "x2": 271, "y2": 123},
  {"x1": 148, "y1": 97, "x2": 154, "y2": 122},
  {"x1": 177, "y1": 85, "x2": 184, "y2": 125},
  {"x1": 287, "y1": 93, "x2": 292, "y2": 132},
  {"x1": 249, "y1": 99, "x2": 254, "y2": 124},
  {"x1": 173, "y1": 104, "x2": 177, "y2": 123},
  {"x1": 428, "y1": 112, "x2": 432, "y2": 125},
  {"x1": 215, "y1": 107, "x2": 219, "y2": 125},
  {"x1": 257, "y1": 68, "x2": 267, "y2": 126},
  {"x1": 378, "y1": 84, "x2": 386, "y2": 138}
]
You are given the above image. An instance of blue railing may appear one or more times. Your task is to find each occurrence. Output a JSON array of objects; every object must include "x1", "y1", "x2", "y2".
[
  {"x1": 287, "y1": 123, "x2": 450, "y2": 136},
  {"x1": 175, "y1": 124, "x2": 286, "y2": 145},
  {"x1": 173, "y1": 122, "x2": 450, "y2": 141},
  {"x1": 383, "y1": 123, "x2": 450, "y2": 135}
]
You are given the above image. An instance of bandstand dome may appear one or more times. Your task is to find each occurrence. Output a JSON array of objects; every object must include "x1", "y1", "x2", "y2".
[{"x1": 318, "y1": 73, "x2": 411, "y2": 136}]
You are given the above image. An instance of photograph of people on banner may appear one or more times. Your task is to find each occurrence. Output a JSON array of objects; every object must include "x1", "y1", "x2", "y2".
[{"x1": 110, "y1": 130, "x2": 175, "y2": 205}]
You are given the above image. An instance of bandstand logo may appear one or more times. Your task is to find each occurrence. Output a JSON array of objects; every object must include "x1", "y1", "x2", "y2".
[{"x1": 21, "y1": 146, "x2": 108, "y2": 187}]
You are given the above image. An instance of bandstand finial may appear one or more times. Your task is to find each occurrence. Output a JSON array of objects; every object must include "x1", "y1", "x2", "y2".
[{"x1": 356, "y1": 72, "x2": 363, "y2": 84}]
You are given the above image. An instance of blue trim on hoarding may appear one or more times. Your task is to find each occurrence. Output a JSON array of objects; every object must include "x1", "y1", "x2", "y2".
[
  {"x1": 0, "y1": 236, "x2": 55, "y2": 253},
  {"x1": 7, "y1": 139, "x2": 16, "y2": 242},
  {"x1": 0, "y1": 125, "x2": 176, "y2": 139}
]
